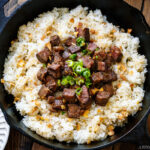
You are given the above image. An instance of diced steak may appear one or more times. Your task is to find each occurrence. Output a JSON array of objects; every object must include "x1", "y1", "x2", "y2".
[
  {"x1": 94, "y1": 50, "x2": 107, "y2": 61},
  {"x1": 36, "y1": 47, "x2": 50, "y2": 63},
  {"x1": 62, "y1": 50, "x2": 70, "y2": 60},
  {"x1": 96, "y1": 91, "x2": 110, "y2": 106},
  {"x1": 68, "y1": 45, "x2": 80, "y2": 53},
  {"x1": 53, "y1": 46, "x2": 64, "y2": 52},
  {"x1": 54, "y1": 52, "x2": 62, "y2": 64},
  {"x1": 87, "y1": 43, "x2": 97, "y2": 53},
  {"x1": 37, "y1": 67, "x2": 47, "y2": 82},
  {"x1": 55, "y1": 91, "x2": 63, "y2": 100},
  {"x1": 48, "y1": 63, "x2": 61, "y2": 71},
  {"x1": 52, "y1": 99, "x2": 64, "y2": 109},
  {"x1": 45, "y1": 76, "x2": 57, "y2": 91},
  {"x1": 105, "y1": 53, "x2": 114, "y2": 67},
  {"x1": 110, "y1": 46, "x2": 123, "y2": 62},
  {"x1": 67, "y1": 104, "x2": 81, "y2": 118},
  {"x1": 38, "y1": 85, "x2": 51, "y2": 98},
  {"x1": 81, "y1": 56, "x2": 94, "y2": 69},
  {"x1": 63, "y1": 88, "x2": 76, "y2": 103},
  {"x1": 76, "y1": 52, "x2": 83, "y2": 60},
  {"x1": 65, "y1": 37, "x2": 76, "y2": 47},
  {"x1": 48, "y1": 96, "x2": 55, "y2": 104},
  {"x1": 92, "y1": 72, "x2": 104, "y2": 84},
  {"x1": 62, "y1": 63, "x2": 72, "y2": 76},
  {"x1": 103, "y1": 71, "x2": 117, "y2": 82},
  {"x1": 50, "y1": 35, "x2": 60, "y2": 46},
  {"x1": 77, "y1": 85, "x2": 90, "y2": 106},
  {"x1": 97, "y1": 61, "x2": 107, "y2": 71},
  {"x1": 103, "y1": 84, "x2": 114, "y2": 96}
]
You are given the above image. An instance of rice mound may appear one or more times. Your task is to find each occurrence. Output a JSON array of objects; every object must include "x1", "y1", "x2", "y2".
[{"x1": 3, "y1": 6, "x2": 147, "y2": 144}]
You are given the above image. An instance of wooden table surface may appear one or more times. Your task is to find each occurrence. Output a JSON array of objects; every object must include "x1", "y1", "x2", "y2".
[{"x1": 4, "y1": 0, "x2": 150, "y2": 150}]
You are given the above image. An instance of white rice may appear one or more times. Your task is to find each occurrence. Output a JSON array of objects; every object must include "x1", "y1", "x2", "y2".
[{"x1": 3, "y1": 6, "x2": 147, "y2": 144}]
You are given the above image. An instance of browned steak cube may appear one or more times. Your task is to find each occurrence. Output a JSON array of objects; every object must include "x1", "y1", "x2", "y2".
[
  {"x1": 36, "y1": 47, "x2": 50, "y2": 63},
  {"x1": 68, "y1": 45, "x2": 80, "y2": 53},
  {"x1": 103, "y1": 84, "x2": 114, "y2": 96},
  {"x1": 45, "y1": 76, "x2": 57, "y2": 91},
  {"x1": 97, "y1": 61, "x2": 106, "y2": 71},
  {"x1": 94, "y1": 50, "x2": 106, "y2": 61},
  {"x1": 53, "y1": 46, "x2": 64, "y2": 52},
  {"x1": 92, "y1": 72, "x2": 104, "y2": 84},
  {"x1": 52, "y1": 99, "x2": 64, "y2": 109},
  {"x1": 82, "y1": 56, "x2": 94, "y2": 69},
  {"x1": 48, "y1": 96, "x2": 55, "y2": 104},
  {"x1": 96, "y1": 91, "x2": 110, "y2": 106},
  {"x1": 37, "y1": 67, "x2": 47, "y2": 82},
  {"x1": 38, "y1": 85, "x2": 51, "y2": 98},
  {"x1": 63, "y1": 88, "x2": 76, "y2": 103},
  {"x1": 62, "y1": 63, "x2": 73, "y2": 76},
  {"x1": 103, "y1": 71, "x2": 117, "y2": 82},
  {"x1": 62, "y1": 50, "x2": 70, "y2": 60},
  {"x1": 83, "y1": 28, "x2": 90, "y2": 42},
  {"x1": 48, "y1": 63, "x2": 61, "y2": 71},
  {"x1": 110, "y1": 46, "x2": 123, "y2": 62},
  {"x1": 65, "y1": 37, "x2": 76, "y2": 47},
  {"x1": 87, "y1": 43, "x2": 97, "y2": 53},
  {"x1": 50, "y1": 35, "x2": 60, "y2": 46},
  {"x1": 67, "y1": 104, "x2": 81, "y2": 118},
  {"x1": 54, "y1": 52, "x2": 63, "y2": 64}
]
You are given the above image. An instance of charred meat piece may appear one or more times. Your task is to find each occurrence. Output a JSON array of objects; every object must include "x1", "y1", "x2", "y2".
[
  {"x1": 36, "y1": 47, "x2": 50, "y2": 63},
  {"x1": 62, "y1": 50, "x2": 70, "y2": 60},
  {"x1": 81, "y1": 56, "x2": 94, "y2": 69},
  {"x1": 54, "y1": 52, "x2": 63, "y2": 64},
  {"x1": 62, "y1": 63, "x2": 73, "y2": 76},
  {"x1": 87, "y1": 43, "x2": 97, "y2": 53},
  {"x1": 48, "y1": 63, "x2": 61, "y2": 71},
  {"x1": 97, "y1": 61, "x2": 107, "y2": 71},
  {"x1": 50, "y1": 35, "x2": 60, "y2": 46},
  {"x1": 48, "y1": 96, "x2": 55, "y2": 104},
  {"x1": 92, "y1": 72, "x2": 104, "y2": 84},
  {"x1": 63, "y1": 88, "x2": 76, "y2": 103},
  {"x1": 110, "y1": 46, "x2": 123, "y2": 62},
  {"x1": 38, "y1": 85, "x2": 51, "y2": 98},
  {"x1": 76, "y1": 52, "x2": 83, "y2": 60},
  {"x1": 94, "y1": 50, "x2": 107, "y2": 61},
  {"x1": 67, "y1": 104, "x2": 81, "y2": 118},
  {"x1": 103, "y1": 71, "x2": 117, "y2": 82},
  {"x1": 96, "y1": 91, "x2": 110, "y2": 106},
  {"x1": 45, "y1": 76, "x2": 57, "y2": 91},
  {"x1": 77, "y1": 85, "x2": 90, "y2": 106},
  {"x1": 55, "y1": 91, "x2": 63, "y2": 100},
  {"x1": 103, "y1": 84, "x2": 114, "y2": 96},
  {"x1": 68, "y1": 45, "x2": 80, "y2": 53},
  {"x1": 52, "y1": 99, "x2": 64, "y2": 110},
  {"x1": 53, "y1": 46, "x2": 64, "y2": 52},
  {"x1": 105, "y1": 53, "x2": 114, "y2": 67},
  {"x1": 75, "y1": 27, "x2": 90, "y2": 42},
  {"x1": 65, "y1": 37, "x2": 76, "y2": 47},
  {"x1": 37, "y1": 67, "x2": 47, "y2": 82}
]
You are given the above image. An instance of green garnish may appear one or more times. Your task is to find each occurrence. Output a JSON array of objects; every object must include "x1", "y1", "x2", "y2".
[
  {"x1": 82, "y1": 69, "x2": 91, "y2": 79},
  {"x1": 96, "y1": 56, "x2": 98, "y2": 59},
  {"x1": 69, "y1": 54, "x2": 77, "y2": 60},
  {"x1": 95, "y1": 47, "x2": 99, "y2": 51},
  {"x1": 66, "y1": 60, "x2": 74, "y2": 67},
  {"x1": 76, "y1": 37, "x2": 85, "y2": 47},
  {"x1": 75, "y1": 65, "x2": 84, "y2": 75},
  {"x1": 61, "y1": 76, "x2": 75, "y2": 86},
  {"x1": 75, "y1": 88, "x2": 83, "y2": 96},
  {"x1": 43, "y1": 64, "x2": 46, "y2": 68},
  {"x1": 85, "y1": 78, "x2": 92, "y2": 88},
  {"x1": 75, "y1": 77, "x2": 84, "y2": 86},
  {"x1": 61, "y1": 111, "x2": 65, "y2": 115},
  {"x1": 57, "y1": 79, "x2": 61, "y2": 86},
  {"x1": 82, "y1": 49, "x2": 88, "y2": 55}
]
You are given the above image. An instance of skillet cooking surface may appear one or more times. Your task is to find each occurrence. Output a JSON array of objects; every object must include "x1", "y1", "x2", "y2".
[{"x1": 0, "y1": 0, "x2": 150, "y2": 149}]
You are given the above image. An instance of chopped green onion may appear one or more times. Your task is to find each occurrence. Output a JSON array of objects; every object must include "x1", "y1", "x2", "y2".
[
  {"x1": 82, "y1": 69, "x2": 91, "y2": 79},
  {"x1": 75, "y1": 77, "x2": 84, "y2": 86},
  {"x1": 75, "y1": 88, "x2": 83, "y2": 96},
  {"x1": 82, "y1": 49, "x2": 88, "y2": 55},
  {"x1": 95, "y1": 47, "x2": 99, "y2": 51},
  {"x1": 66, "y1": 60, "x2": 74, "y2": 67},
  {"x1": 69, "y1": 54, "x2": 77, "y2": 60},
  {"x1": 76, "y1": 37, "x2": 85, "y2": 47},
  {"x1": 96, "y1": 56, "x2": 98, "y2": 59},
  {"x1": 61, "y1": 111, "x2": 65, "y2": 115},
  {"x1": 75, "y1": 65, "x2": 84, "y2": 75},
  {"x1": 57, "y1": 79, "x2": 61, "y2": 86},
  {"x1": 61, "y1": 77, "x2": 68, "y2": 86},
  {"x1": 61, "y1": 76, "x2": 75, "y2": 86},
  {"x1": 43, "y1": 64, "x2": 46, "y2": 68},
  {"x1": 85, "y1": 78, "x2": 92, "y2": 88}
]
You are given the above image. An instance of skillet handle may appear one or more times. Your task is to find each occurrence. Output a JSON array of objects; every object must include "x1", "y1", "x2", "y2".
[
  {"x1": 0, "y1": 0, "x2": 27, "y2": 33},
  {"x1": 120, "y1": 110, "x2": 150, "y2": 146}
]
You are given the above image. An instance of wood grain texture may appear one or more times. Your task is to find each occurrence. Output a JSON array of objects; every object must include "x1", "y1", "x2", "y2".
[
  {"x1": 143, "y1": 0, "x2": 150, "y2": 25},
  {"x1": 5, "y1": 129, "x2": 33, "y2": 150},
  {"x1": 124, "y1": 0, "x2": 143, "y2": 10}
]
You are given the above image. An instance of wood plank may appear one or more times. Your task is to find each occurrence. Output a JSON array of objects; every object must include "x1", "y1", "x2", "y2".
[
  {"x1": 124, "y1": 0, "x2": 143, "y2": 10},
  {"x1": 32, "y1": 143, "x2": 52, "y2": 150},
  {"x1": 143, "y1": 0, "x2": 150, "y2": 26},
  {"x1": 5, "y1": 129, "x2": 33, "y2": 150},
  {"x1": 113, "y1": 142, "x2": 136, "y2": 150}
]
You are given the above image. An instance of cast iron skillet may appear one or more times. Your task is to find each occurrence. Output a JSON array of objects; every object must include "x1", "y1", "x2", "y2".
[{"x1": 0, "y1": 0, "x2": 150, "y2": 149}]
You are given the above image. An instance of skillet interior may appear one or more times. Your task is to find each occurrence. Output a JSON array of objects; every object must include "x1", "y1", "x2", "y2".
[{"x1": 0, "y1": 0, "x2": 150, "y2": 149}]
